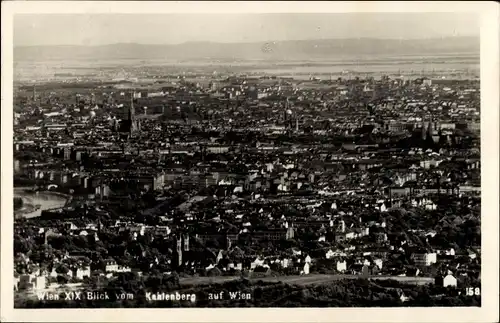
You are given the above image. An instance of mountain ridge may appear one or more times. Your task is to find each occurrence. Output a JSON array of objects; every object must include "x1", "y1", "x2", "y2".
[{"x1": 15, "y1": 37, "x2": 479, "y2": 61}]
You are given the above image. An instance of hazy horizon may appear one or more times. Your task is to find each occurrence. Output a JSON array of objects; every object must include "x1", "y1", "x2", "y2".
[
  {"x1": 15, "y1": 35, "x2": 480, "y2": 49},
  {"x1": 15, "y1": 13, "x2": 479, "y2": 47}
]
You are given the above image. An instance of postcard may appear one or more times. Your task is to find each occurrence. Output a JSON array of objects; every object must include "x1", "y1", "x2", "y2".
[{"x1": 1, "y1": 1, "x2": 498, "y2": 322}]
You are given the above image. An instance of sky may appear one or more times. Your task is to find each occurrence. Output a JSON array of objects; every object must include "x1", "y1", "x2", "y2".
[{"x1": 14, "y1": 13, "x2": 479, "y2": 47}]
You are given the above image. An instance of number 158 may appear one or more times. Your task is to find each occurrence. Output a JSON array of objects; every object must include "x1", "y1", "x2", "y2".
[{"x1": 466, "y1": 287, "x2": 480, "y2": 296}]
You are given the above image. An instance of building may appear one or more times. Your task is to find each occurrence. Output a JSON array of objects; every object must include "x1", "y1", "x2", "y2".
[
  {"x1": 120, "y1": 92, "x2": 139, "y2": 135},
  {"x1": 387, "y1": 121, "x2": 406, "y2": 132},
  {"x1": 206, "y1": 146, "x2": 230, "y2": 154},
  {"x1": 440, "y1": 123, "x2": 456, "y2": 130},
  {"x1": 73, "y1": 266, "x2": 91, "y2": 279},
  {"x1": 420, "y1": 159, "x2": 442, "y2": 169},
  {"x1": 209, "y1": 82, "x2": 218, "y2": 92},
  {"x1": 467, "y1": 122, "x2": 480, "y2": 131},
  {"x1": 412, "y1": 252, "x2": 437, "y2": 267},
  {"x1": 443, "y1": 274, "x2": 458, "y2": 287},
  {"x1": 303, "y1": 263, "x2": 310, "y2": 275},
  {"x1": 374, "y1": 258, "x2": 383, "y2": 270},
  {"x1": 174, "y1": 234, "x2": 190, "y2": 268},
  {"x1": 104, "y1": 259, "x2": 130, "y2": 272},
  {"x1": 436, "y1": 274, "x2": 458, "y2": 288},
  {"x1": 17, "y1": 275, "x2": 46, "y2": 291},
  {"x1": 336, "y1": 260, "x2": 347, "y2": 272},
  {"x1": 14, "y1": 159, "x2": 20, "y2": 173},
  {"x1": 252, "y1": 227, "x2": 295, "y2": 241}
]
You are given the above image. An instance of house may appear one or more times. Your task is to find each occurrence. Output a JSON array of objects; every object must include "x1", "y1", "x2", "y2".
[
  {"x1": 252, "y1": 227, "x2": 295, "y2": 241},
  {"x1": 436, "y1": 274, "x2": 458, "y2": 288},
  {"x1": 302, "y1": 262, "x2": 310, "y2": 275},
  {"x1": 250, "y1": 257, "x2": 266, "y2": 270},
  {"x1": 73, "y1": 266, "x2": 91, "y2": 279},
  {"x1": 17, "y1": 274, "x2": 46, "y2": 291},
  {"x1": 33, "y1": 276, "x2": 46, "y2": 290},
  {"x1": 17, "y1": 274, "x2": 33, "y2": 290},
  {"x1": 104, "y1": 259, "x2": 118, "y2": 272},
  {"x1": 280, "y1": 258, "x2": 291, "y2": 268},
  {"x1": 445, "y1": 248, "x2": 456, "y2": 256},
  {"x1": 345, "y1": 232, "x2": 355, "y2": 240},
  {"x1": 361, "y1": 258, "x2": 371, "y2": 266},
  {"x1": 14, "y1": 276, "x2": 20, "y2": 291},
  {"x1": 216, "y1": 250, "x2": 224, "y2": 264},
  {"x1": 115, "y1": 265, "x2": 132, "y2": 273},
  {"x1": 49, "y1": 267, "x2": 58, "y2": 278},
  {"x1": 336, "y1": 260, "x2": 347, "y2": 273},
  {"x1": 412, "y1": 252, "x2": 437, "y2": 267},
  {"x1": 104, "y1": 259, "x2": 130, "y2": 273},
  {"x1": 362, "y1": 265, "x2": 370, "y2": 277},
  {"x1": 397, "y1": 289, "x2": 410, "y2": 303},
  {"x1": 64, "y1": 222, "x2": 78, "y2": 231},
  {"x1": 425, "y1": 202, "x2": 437, "y2": 211}
]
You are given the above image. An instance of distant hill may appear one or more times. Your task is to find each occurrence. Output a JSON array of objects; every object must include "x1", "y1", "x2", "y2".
[{"x1": 14, "y1": 37, "x2": 479, "y2": 62}]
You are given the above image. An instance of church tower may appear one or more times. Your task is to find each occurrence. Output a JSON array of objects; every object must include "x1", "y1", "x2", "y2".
[
  {"x1": 175, "y1": 236, "x2": 183, "y2": 267},
  {"x1": 427, "y1": 118, "x2": 434, "y2": 138},
  {"x1": 183, "y1": 234, "x2": 190, "y2": 251},
  {"x1": 129, "y1": 91, "x2": 138, "y2": 135},
  {"x1": 421, "y1": 119, "x2": 428, "y2": 141}
]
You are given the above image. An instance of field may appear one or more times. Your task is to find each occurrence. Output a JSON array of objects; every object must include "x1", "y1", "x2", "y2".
[{"x1": 14, "y1": 53, "x2": 479, "y2": 83}]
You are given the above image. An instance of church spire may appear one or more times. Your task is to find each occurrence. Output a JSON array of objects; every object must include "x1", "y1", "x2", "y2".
[{"x1": 129, "y1": 91, "x2": 137, "y2": 135}]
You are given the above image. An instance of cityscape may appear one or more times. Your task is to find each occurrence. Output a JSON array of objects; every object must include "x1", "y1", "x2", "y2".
[{"x1": 12, "y1": 12, "x2": 482, "y2": 308}]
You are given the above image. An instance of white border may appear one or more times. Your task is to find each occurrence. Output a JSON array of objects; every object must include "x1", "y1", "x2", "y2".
[{"x1": 1, "y1": 2, "x2": 499, "y2": 322}]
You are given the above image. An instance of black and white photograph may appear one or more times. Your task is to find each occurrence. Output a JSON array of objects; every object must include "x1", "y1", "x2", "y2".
[{"x1": 1, "y1": 1, "x2": 499, "y2": 322}]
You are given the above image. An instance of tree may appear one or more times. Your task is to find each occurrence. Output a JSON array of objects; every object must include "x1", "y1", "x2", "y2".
[
  {"x1": 56, "y1": 264, "x2": 70, "y2": 275},
  {"x1": 14, "y1": 197, "x2": 24, "y2": 210},
  {"x1": 57, "y1": 275, "x2": 69, "y2": 285},
  {"x1": 14, "y1": 236, "x2": 35, "y2": 254},
  {"x1": 207, "y1": 267, "x2": 222, "y2": 277}
]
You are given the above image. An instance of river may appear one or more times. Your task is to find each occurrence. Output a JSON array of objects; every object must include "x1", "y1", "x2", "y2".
[{"x1": 14, "y1": 188, "x2": 69, "y2": 218}]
